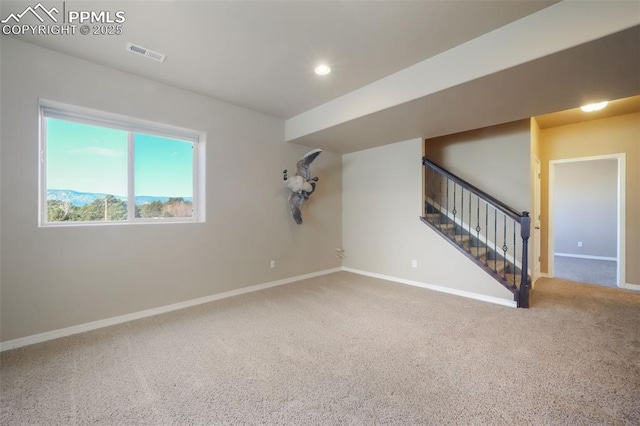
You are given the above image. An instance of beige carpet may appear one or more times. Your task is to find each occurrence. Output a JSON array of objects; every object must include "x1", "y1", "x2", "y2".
[{"x1": 1, "y1": 272, "x2": 639, "y2": 425}]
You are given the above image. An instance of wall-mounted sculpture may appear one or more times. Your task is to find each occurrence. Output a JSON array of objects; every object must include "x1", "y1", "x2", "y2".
[{"x1": 283, "y1": 149, "x2": 322, "y2": 225}]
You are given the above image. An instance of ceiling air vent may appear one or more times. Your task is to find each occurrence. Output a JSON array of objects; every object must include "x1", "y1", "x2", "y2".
[{"x1": 126, "y1": 42, "x2": 166, "y2": 63}]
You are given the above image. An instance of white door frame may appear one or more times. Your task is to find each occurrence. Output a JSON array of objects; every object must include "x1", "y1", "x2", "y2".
[
  {"x1": 548, "y1": 153, "x2": 626, "y2": 288},
  {"x1": 533, "y1": 157, "x2": 541, "y2": 284}
]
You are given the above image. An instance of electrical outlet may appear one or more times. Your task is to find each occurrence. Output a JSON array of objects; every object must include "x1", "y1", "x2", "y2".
[
  {"x1": 412, "y1": 259, "x2": 417, "y2": 268},
  {"x1": 577, "y1": 241, "x2": 583, "y2": 247},
  {"x1": 270, "y1": 260, "x2": 276, "y2": 269}
]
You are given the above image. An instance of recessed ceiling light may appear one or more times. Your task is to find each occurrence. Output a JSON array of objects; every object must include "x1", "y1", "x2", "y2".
[
  {"x1": 314, "y1": 64, "x2": 331, "y2": 75},
  {"x1": 580, "y1": 101, "x2": 608, "y2": 112}
]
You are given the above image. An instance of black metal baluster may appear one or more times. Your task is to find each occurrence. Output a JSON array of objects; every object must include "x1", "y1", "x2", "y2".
[
  {"x1": 469, "y1": 192, "x2": 472, "y2": 253},
  {"x1": 424, "y1": 166, "x2": 433, "y2": 215},
  {"x1": 460, "y1": 187, "x2": 464, "y2": 247},
  {"x1": 433, "y1": 170, "x2": 442, "y2": 230},
  {"x1": 438, "y1": 172, "x2": 442, "y2": 225},
  {"x1": 440, "y1": 175, "x2": 445, "y2": 225},
  {"x1": 446, "y1": 177, "x2": 450, "y2": 231},
  {"x1": 424, "y1": 166, "x2": 427, "y2": 216},
  {"x1": 493, "y1": 208, "x2": 497, "y2": 273},
  {"x1": 423, "y1": 164, "x2": 428, "y2": 216},
  {"x1": 452, "y1": 183, "x2": 457, "y2": 241},
  {"x1": 430, "y1": 168, "x2": 436, "y2": 213},
  {"x1": 502, "y1": 214, "x2": 508, "y2": 280},
  {"x1": 513, "y1": 221, "x2": 517, "y2": 287},
  {"x1": 484, "y1": 202, "x2": 488, "y2": 266},
  {"x1": 476, "y1": 197, "x2": 481, "y2": 259},
  {"x1": 520, "y1": 212, "x2": 531, "y2": 308}
]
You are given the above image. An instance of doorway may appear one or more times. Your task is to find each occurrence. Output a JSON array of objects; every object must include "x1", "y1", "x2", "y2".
[
  {"x1": 548, "y1": 154, "x2": 625, "y2": 288},
  {"x1": 533, "y1": 157, "x2": 541, "y2": 284}
]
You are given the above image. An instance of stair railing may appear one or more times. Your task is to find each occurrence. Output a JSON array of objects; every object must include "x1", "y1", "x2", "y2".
[{"x1": 422, "y1": 157, "x2": 531, "y2": 307}]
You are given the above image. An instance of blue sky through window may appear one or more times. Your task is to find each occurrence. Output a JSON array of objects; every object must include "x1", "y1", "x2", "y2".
[
  {"x1": 47, "y1": 118, "x2": 127, "y2": 196},
  {"x1": 46, "y1": 118, "x2": 193, "y2": 198},
  {"x1": 135, "y1": 133, "x2": 193, "y2": 198}
]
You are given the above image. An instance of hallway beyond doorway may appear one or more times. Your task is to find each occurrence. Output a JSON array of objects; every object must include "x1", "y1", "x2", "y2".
[{"x1": 553, "y1": 255, "x2": 617, "y2": 288}]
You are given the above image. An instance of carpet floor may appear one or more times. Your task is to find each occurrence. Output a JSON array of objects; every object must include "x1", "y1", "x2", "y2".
[
  {"x1": 554, "y1": 255, "x2": 617, "y2": 288},
  {"x1": 1, "y1": 272, "x2": 639, "y2": 425}
]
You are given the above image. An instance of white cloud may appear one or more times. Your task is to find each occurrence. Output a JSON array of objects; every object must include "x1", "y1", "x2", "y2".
[{"x1": 69, "y1": 146, "x2": 122, "y2": 157}]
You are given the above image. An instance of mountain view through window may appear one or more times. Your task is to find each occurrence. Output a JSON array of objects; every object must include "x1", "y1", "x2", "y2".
[{"x1": 45, "y1": 117, "x2": 195, "y2": 224}]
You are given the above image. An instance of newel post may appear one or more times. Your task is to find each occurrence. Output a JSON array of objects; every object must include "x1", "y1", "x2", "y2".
[{"x1": 519, "y1": 212, "x2": 531, "y2": 308}]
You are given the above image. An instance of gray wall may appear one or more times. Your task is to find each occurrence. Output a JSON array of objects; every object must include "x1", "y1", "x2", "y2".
[
  {"x1": 342, "y1": 138, "x2": 514, "y2": 302},
  {"x1": 553, "y1": 159, "x2": 617, "y2": 258},
  {"x1": 0, "y1": 37, "x2": 342, "y2": 342}
]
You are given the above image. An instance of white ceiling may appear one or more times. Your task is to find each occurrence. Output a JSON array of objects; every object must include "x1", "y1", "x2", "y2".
[
  {"x1": 1, "y1": 0, "x2": 556, "y2": 118},
  {"x1": 1, "y1": 1, "x2": 638, "y2": 154}
]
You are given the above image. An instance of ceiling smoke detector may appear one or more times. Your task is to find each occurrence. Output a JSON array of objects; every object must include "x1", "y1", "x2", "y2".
[{"x1": 126, "y1": 43, "x2": 166, "y2": 63}]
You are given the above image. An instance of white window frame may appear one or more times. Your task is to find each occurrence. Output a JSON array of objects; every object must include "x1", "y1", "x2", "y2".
[{"x1": 39, "y1": 100, "x2": 205, "y2": 226}]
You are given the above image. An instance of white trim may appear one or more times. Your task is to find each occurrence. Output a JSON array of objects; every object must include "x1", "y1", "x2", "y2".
[
  {"x1": 342, "y1": 267, "x2": 517, "y2": 308},
  {"x1": 0, "y1": 267, "x2": 342, "y2": 352},
  {"x1": 548, "y1": 154, "x2": 626, "y2": 288},
  {"x1": 40, "y1": 99, "x2": 201, "y2": 142},
  {"x1": 554, "y1": 253, "x2": 617, "y2": 261},
  {"x1": 533, "y1": 156, "x2": 541, "y2": 278},
  {"x1": 127, "y1": 132, "x2": 135, "y2": 220},
  {"x1": 623, "y1": 283, "x2": 640, "y2": 291}
]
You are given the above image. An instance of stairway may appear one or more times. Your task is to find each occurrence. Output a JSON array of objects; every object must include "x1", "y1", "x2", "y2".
[
  {"x1": 421, "y1": 208, "x2": 523, "y2": 291},
  {"x1": 422, "y1": 158, "x2": 531, "y2": 307}
]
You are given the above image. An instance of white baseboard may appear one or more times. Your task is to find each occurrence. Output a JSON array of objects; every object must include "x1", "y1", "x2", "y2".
[
  {"x1": 0, "y1": 267, "x2": 342, "y2": 352},
  {"x1": 342, "y1": 267, "x2": 517, "y2": 308},
  {"x1": 623, "y1": 283, "x2": 640, "y2": 291},
  {"x1": 554, "y1": 253, "x2": 617, "y2": 261}
]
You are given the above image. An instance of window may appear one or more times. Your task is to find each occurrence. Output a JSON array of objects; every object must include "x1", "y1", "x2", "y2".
[{"x1": 40, "y1": 101, "x2": 204, "y2": 226}]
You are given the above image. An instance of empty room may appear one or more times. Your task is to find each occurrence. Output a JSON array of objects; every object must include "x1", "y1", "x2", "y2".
[{"x1": 1, "y1": 1, "x2": 639, "y2": 424}]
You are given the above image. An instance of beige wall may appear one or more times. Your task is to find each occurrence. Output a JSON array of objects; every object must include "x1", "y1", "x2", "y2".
[
  {"x1": 0, "y1": 38, "x2": 342, "y2": 342},
  {"x1": 342, "y1": 138, "x2": 515, "y2": 302},
  {"x1": 424, "y1": 120, "x2": 531, "y2": 214},
  {"x1": 540, "y1": 112, "x2": 639, "y2": 284},
  {"x1": 424, "y1": 120, "x2": 533, "y2": 278}
]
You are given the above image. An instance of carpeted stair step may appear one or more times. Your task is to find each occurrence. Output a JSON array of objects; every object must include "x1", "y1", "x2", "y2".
[
  {"x1": 482, "y1": 259, "x2": 523, "y2": 289},
  {"x1": 427, "y1": 214, "x2": 458, "y2": 232},
  {"x1": 466, "y1": 246, "x2": 487, "y2": 258},
  {"x1": 483, "y1": 259, "x2": 507, "y2": 275},
  {"x1": 423, "y1": 215, "x2": 457, "y2": 235},
  {"x1": 453, "y1": 234, "x2": 471, "y2": 245},
  {"x1": 504, "y1": 271, "x2": 523, "y2": 287},
  {"x1": 426, "y1": 213, "x2": 441, "y2": 223}
]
